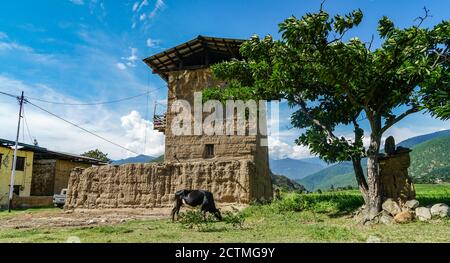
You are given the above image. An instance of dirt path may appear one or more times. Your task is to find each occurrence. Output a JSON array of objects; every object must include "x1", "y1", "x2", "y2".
[
  {"x1": 0, "y1": 204, "x2": 246, "y2": 230},
  {"x1": 0, "y1": 208, "x2": 172, "y2": 230}
]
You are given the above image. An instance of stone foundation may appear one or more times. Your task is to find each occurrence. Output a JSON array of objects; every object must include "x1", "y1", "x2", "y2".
[{"x1": 65, "y1": 159, "x2": 273, "y2": 210}]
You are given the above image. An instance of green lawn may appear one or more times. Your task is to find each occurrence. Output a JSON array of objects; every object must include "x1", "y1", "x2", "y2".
[{"x1": 0, "y1": 184, "x2": 449, "y2": 243}]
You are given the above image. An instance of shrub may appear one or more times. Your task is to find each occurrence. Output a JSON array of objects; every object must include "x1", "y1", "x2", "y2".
[
  {"x1": 223, "y1": 208, "x2": 246, "y2": 228},
  {"x1": 177, "y1": 210, "x2": 215, "y2": 231},
  {"x1": 271, "y1": 192, "x2": 311, "y2": 212}
]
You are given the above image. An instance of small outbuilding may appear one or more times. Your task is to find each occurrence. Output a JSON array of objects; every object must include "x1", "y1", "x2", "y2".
[{"x1": 0, "y1": 138, "x2": 105, "y2": 209}]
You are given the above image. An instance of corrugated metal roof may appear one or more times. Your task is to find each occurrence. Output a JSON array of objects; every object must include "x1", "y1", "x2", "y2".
[
  {"x1": 143, "y1": 35, "x2": 244, "y2": 80},
  {"x1": 0, "y1": 138, "x2": 105, "y2": 164}
]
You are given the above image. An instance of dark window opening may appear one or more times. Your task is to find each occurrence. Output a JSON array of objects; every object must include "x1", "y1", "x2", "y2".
[
  {"x1": 0, "y1": 154, "x2": 2, "y2": 170},
  {"x1": 205, "y1": 144, "x2": 214, "y2": 159},
  {"x1": 13, "y1": 185, "x2": 20, "y2": 196},
  {"x1": 15, "y1": 157, "x2": 25, "y2": 171}
]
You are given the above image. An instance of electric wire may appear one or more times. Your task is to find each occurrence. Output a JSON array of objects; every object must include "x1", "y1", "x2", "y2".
[
  {"x1": 0, "y1": 90, "x2": 19, "y2": 99},
  {"x1": 26, "y1": 100, "x2": 140, "y2": 155},
  {"x1": 22, "y1": 108, "x2": 35, "y2": 145},
  {"x1": 24, "y1": 86, "x2": 166, "y2": 106}
]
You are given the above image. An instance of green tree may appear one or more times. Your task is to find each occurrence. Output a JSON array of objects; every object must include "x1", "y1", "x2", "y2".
[
  {"x1": 81, "y1": 149, "x2": 111, "y2": 163},
  {"x1": 204, "y1": 7, "x2": 449, "y2": 220}
]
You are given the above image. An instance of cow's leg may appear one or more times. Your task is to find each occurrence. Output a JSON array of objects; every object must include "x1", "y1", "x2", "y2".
[{"x1": 171, "y1": 197, "x2": 183, "y2": 222}]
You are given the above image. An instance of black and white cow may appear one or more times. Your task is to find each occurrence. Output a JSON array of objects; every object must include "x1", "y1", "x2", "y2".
[{"x1": 171, "y1": 190, "x2": 222, "y2": 222}]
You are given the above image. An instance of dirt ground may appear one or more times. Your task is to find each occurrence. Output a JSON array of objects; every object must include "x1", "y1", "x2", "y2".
[
  {"x1": 0, "y1": 208, "x2": 171, "y2": 229},
  {"x1": 0, "y1": 204, "x2": 246, "y2": 230}
]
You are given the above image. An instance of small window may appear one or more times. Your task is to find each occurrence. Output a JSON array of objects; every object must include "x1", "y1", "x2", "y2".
[
  {"x1": 13, "y1": 185, "x2": 21, "y2": 196},
  {"x1": 15, "y1": 157, "x2": 25, "y2": 171},
  {"x1": 205, "y1": 144, "x2": 214, "y2": 159}
]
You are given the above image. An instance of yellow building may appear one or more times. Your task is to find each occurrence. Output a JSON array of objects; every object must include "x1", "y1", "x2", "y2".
[
  {"x1": 0, "y1": 145, "x2": 34, "y2": 207},
  {"x1": 1, "y1": 138, "x2": 105, "y2": 209}
]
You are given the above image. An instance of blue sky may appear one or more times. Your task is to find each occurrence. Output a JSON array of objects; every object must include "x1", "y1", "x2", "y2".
[{"x1": 0, "y1": 0, "x2": 449, "y2": 160}]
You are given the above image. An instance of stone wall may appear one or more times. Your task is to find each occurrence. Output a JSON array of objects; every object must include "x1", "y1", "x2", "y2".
[
  {"x1": 65, "y1": 160, "x2": 273, "y2": 209},
  {"x1": 379, "y1": 150, "x2": 416, "y2": 202}
]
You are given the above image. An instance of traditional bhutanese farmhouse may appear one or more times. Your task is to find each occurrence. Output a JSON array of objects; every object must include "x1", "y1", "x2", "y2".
[
  {"x1": 0, "y1": 138, "x2": 104, "y2": 209},
  {"x1": 64, "y1": 36, "x2": 273, "y2": 210}
]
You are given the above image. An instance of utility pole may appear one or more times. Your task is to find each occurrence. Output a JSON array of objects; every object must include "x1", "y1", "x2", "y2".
[{"x1": 8, "y1": 91, "x2": 25, "y2": 213}]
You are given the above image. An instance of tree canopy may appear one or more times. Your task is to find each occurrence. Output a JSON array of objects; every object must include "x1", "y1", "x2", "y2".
[
  {"x1": 204, "y1": 7, "x2": 449, "y2": 218},
  {"x1": 81, "y1": 149, "x2": 111, "y2": 163}
]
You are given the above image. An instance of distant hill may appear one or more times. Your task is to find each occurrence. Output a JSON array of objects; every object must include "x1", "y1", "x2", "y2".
[
  {"x1": 297, "y1": 162, "x2": 362, "y2": 191},
  {"x1": 149, "y1": 155, "x2": 164, "y2": 163},
  {"x1": 112, "y1": 154, "x2": 156, "y2": 165},
  {"x1": 297, "y1": 130, "x2": 450, "y2": 191},
  {"x1": 409, "y1": 136, "x2": 450, "y2": 183},
  {"x1": 397, "y1": 130, "x2": 450, "y2": 148},
  {"x1": 271, "y1": 172, "x2": 306, "y2": 192},
  {"x1": 269, "y1": 158, "x2": 326, "y2": 180}
]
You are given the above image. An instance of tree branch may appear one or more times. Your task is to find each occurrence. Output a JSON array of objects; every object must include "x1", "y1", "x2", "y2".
[
  {"x1": 380, "y1": 106, "x2": 419, "y2": 135},
  {"x1": 414, "y1": 6, "x2": 432, "y2": 27},
  {"x1": 295, "y1": 97, "x2": 339, "y2": 141}
]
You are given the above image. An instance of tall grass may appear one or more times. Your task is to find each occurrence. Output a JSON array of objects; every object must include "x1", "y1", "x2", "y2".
[
  {"x1": 245, "y1": 184, "x2": 450, "y2": 217},
  {"x1": 246, "y1": 191, "x2": 364, "y2": 217}
]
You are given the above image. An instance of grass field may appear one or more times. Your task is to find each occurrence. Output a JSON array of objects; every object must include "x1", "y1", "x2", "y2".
[{"x1": 0, "y1": 184, "x2": 449, "y2": 243}]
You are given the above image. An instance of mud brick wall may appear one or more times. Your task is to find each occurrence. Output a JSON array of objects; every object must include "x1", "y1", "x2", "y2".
[
  {"x1": 379, "y1": 151, "x2": 416, "y2": 202},
  {"x1": 65, "y1": 160, "x2": 273, "y2": 209},
  {"x1": 12, "y1": 196, "x2": 53, "y2": 209},
  {"x1": 30, "y1": 159, "x2": 56, "y2": 196}
]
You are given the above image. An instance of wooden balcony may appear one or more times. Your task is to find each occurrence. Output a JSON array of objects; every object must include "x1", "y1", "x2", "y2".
[{"x1": 154, "y1": 113, "x2": 166, "y2": 133}]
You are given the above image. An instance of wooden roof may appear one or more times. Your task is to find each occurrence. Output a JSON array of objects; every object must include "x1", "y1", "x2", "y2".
[{"x1": 143, "y1": 35, "x2": 244, "y2": 81}]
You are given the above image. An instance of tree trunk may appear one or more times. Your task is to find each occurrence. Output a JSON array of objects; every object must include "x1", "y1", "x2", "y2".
[
  {"x1": 366, "y1": 132, "x2": 382, "y2": 220},
  {"x1": 352, "y1": 157, "x2": 369, "y2": 205}
]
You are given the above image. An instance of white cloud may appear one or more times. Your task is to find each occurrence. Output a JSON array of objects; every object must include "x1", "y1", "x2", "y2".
[
  {"x1": 0, "y1": 38, "x2": 59, "y2": 65},
  {"x1": 131, "y1": 0, "x2": 166, "y2": 29},
  {"x1": 132, "y1": 2, "x2": 140, "y2": 12},
  {"x1": 120, "y1": 111, "x2": 165, "y2": 157},
  {"x1": 116, "y1": 63, "x2": 126, "y2": 70},
  {"x1": 69, "y1": 0, "x2": 84, "y2": 5},
  {"x1": 268, "y1": 137, "x2": 313, "y2": 160},
  {"x1": 0, "y1": 75, "x2": 164, "y2": 160},
  {"x1": 150, "y1": 0, "x2": 165, "y2": 18},
  {"x1": 146, "y1": 38, "x2": 160, "y2": 48},
  {"x1": 119, "y1": 47, "x2": 139, "y2": 69},
  {"x1": 138, "y1": 0, "x2": 149, "y2": 11}
]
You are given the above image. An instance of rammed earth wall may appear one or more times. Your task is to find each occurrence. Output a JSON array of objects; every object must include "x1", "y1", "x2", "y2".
[{"x1": 65, "y1": 160, "x2": 273, "y2": 209}]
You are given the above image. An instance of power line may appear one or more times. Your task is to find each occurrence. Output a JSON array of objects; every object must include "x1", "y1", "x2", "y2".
[
  {"x1": 25, "y1": 86, "x2": 166, "y2": 106},
  {"x1": 0, "y1": 90, "x2": 19, "y2": 99},
  {"x1": 26, "y1": 100, "x2": 140, "y2": 156},
  {"x1": 22, "y1": 108, "x2": 35, "y2": 144}
]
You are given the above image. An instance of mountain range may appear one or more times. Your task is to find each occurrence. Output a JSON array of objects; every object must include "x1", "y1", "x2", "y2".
[
  {"x1": 112, "y1": 154, "x2": 156, "y2": 165},
  {"x1": 111, "y1": 129, "x2": 450, "y2": 192},
  {"x1": 297, "y1": 129, "x2": 450, "y2": 191},
  {"x1": 269, "y1": 158, "x2": 328, "y2": 180}
]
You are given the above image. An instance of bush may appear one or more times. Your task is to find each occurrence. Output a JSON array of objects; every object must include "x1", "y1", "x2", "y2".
[
  {"x1": 271, "y1": 192, "x2": 311, "y2": 212},
  {"x1": 223, "y1": 208, "x2": 246, "y2": 228},
  {"x1": 177, "y1": 210, "x2": 216, "y2": 232}
]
